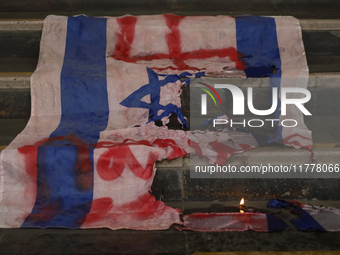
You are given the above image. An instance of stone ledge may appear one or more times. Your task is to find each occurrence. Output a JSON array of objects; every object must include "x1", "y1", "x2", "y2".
[
  {"x1": 156, "y1": 158, "x2": 184, "y2": 168},
  {"x1": 1, "y1": 72, "x2": 339, "y2": 89},
  {"x1": 184, "y1": 147, "x2": 340, "y2": 167},
  {"x1": 0, "y1": 19, "x2": 340, "y2": 31}
]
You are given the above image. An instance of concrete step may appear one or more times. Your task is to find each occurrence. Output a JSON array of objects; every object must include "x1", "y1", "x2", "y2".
[
  {"x1": 0, "y1": 20, "x2": 339, "y2": 73},
  {"x1": 0, "y1": 0, "x2": 339, "y2": 19}
]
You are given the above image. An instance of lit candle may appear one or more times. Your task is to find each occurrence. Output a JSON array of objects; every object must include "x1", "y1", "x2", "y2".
[{"x1": 238, "y1": 197, "x2": 245, "y2": 213}]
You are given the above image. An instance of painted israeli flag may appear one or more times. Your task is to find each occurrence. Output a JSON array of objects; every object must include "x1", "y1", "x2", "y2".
[{"x1": 0, "y1": 14, "x2": 310, "y2": 230}]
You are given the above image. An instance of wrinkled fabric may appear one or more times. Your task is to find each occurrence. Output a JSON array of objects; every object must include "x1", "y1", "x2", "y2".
[
  {"x1": 0, "y1": 14, "x2": 310, "y2": 230},
  {"x1": 267, "y1": 199, "x2": 302, "y2": 208},
  {"x1": 292, "y1": 205, "x2": 340, "y2": 232},
  {"x1": 268, "y1": 199, "x2": 340, "y2": 232}
]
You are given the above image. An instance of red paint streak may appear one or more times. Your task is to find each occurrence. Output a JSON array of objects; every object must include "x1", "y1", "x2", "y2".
[
  {"x1": 120, "y1": 193, "x2": 164, "y2": 220},
  {"x1": 97, "y1": 146, "x2": 125, "y2": 181},
  {"x1": 209, "y1": 141, "x2": 236, "y2": 165},
  {"x1": 97, "y1": 140, "x2": 157, "y2": 181},
  {"x1": 163, "y1": 14, "x2": 189, "y2": 70},
  {"x1": 153, "y1": 139, "x2": 186, "y2": 160},
  {"x1": 111, "y1": 14, "x2": 246, "y2": 71},
  {"x1": 125, "y1": 147, "x2": 156, "y2": 180},
  {"x1": 96, "y1": 138, "x2": 189, "y2": 181},
  {"x1": 48, "y1": 134, "x2": 92, "y2": 175},
  {"x1": 17, "y1": 139, "x2": 47, "y2": 179},
  {"x1": 17, "y1": 146, "x2": 38, "y2": 179},
  {"x1": 27, "y1": 202, "x2": 62, "y2": 222},
  {"x1": 164, "y1": 14, "x2": 185, "y2": 58},
  {"x1": 113, "y1": 16, "x2": 138, "y2": 61},
  {"x1": 83, "y1": 197, "x2": 114, "y2": 224},
  {"x1": 19, "y1": 134, "x2": 94, "y2": 191},
  {"x1": 188, "y1": 139, "x2": 203, "y2": 158},
  {"x1": 48, "y1": 134, "x2": 93, "y2": 190},
  {"x1": 83, "y1": 193, "x2": 168, "y2": 226},
  {"x1": 283, "y1": 134, "x2": 312, "y2": 149},
  {"x1": 183, "y1": 212, "x2": 268, "y2": 232}
]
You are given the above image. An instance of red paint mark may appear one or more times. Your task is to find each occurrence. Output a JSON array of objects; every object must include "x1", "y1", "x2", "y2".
[
  {"x1": 47, "y1": 134, "x2": 94, "y2": 190},
  {"x1": 113, "y1": 16, "x2": 138, "y2": 61},
  {"x1": 188, "y1": 139, "x2": 203, "y2": 158},
  {"x1": 18, "y1": 146, "x2": 38, "y2": 179},
  {"x1": 97, "y1": 138, "x2": 189, "y2": 181},
  {"x1": 209, "y1": 141, "x2": 237, "y2": 165},
  {"x1": 120, "y1": 193, "x2": 164, "y2": 220},
  {"x1": 82, "y1": 193, "x2": 168, "y2": 226},
  {"x1": 283, "y1": 134, "x2": 312, "y2": 150},
  {"x1": 183, "y1": 212, "x2": 269, "y2": 232},
  {"x1": 18, "y1": 139, "x2": 48, "y2": 205},
  {"x1": 111, "y1": 14, "x2": 246, "y2": 71},
  {"x1": 125, "y1": 147, "x2": 156, "y2": 180},
  {"x1": 163, "y1": 14, "x2": 189, "y2": 70},
  {"x1": 153, "y1": 138, "x2": 186, "y2": 160},
  {"x1": 19, "y1": 134, "x2": 95, "y2": 191},
  {"x1": 48, "y1": 134, "x2": 93, "y2": 175},
  {"x1": 97, "y1": 146, "x2": 125, "y2": 181},
  {"x1": 97, "y1": 140, "x2": 157, "y2": 181},
  {"x1": 17, "y1": 139, "x2": 47, "y2": 179},
  {"x1": 83, "y1": 197, "x2": 114, "y2": 224},
  {"x1": 26, "y1": 201, "x2": 62, "y2": 222}
]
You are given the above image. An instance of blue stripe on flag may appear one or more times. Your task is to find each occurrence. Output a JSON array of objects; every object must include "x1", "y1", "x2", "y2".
[
  {"x1": 266, "y1": 214, "x2": 287, "y2": 232},
  {"x1": 291, "y1": 207, "x2": 327, "y2": 232},
  {"x1": 235, "y1": 15, "x2": 283, "y2": 143},
  {"x1": 22, "y1": 15, "x2": 109, "y2": 228}
]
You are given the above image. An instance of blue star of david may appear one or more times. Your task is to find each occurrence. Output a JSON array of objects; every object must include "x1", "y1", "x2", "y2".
[{"x1": 120, "y1": 68, "x2": 205, "y2": 128}]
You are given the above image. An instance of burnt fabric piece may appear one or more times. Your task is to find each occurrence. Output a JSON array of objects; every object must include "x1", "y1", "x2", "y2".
[
  {"x1": 182, "y1": 213, "x2": 287, "y2": 232},
  {"x1": 292, "y1": 205, "x2": 340, "y2": 232},
  {"x1": 267, "y1": 199, "x2": 302, "y2": 208},
  {"x1": 268, "y1": 199, "x2": 340, "y2": 232},
  {"x1": 0, "y1": 14, "x2": 309, "y2": 230}
]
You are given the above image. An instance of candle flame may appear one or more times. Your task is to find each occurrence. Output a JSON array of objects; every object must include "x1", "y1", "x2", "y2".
[
  {"x1": 240, "y1": 198, "x2": 245, "y2": 205},
  {"x1": 240, "y1": 210, "x2": 244, "y2": 213}
]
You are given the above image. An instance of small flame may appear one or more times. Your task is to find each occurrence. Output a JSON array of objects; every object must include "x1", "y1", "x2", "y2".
[
  {"x1": 240, "y1": 210, "x2": 244, "y2": 213},
  {"x1": 240, "y1": 198, "x2": 245, "y2": 206}
]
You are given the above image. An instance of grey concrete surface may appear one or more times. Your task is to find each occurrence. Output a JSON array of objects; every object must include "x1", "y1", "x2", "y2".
[
  {"x1": 1, "y1": 19, "x2": 340, "y2": 31},
  {"x1": 0, "y1": 0, "x2": 339, "y2": 19}
]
